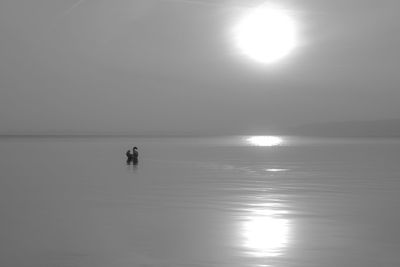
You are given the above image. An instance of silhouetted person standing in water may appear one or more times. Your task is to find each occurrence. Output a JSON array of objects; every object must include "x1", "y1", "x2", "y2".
[
  {"x1": 126, "y1": 149, "x2": 133, "y2": 164},
  {"x1": 126, "y1": 147, "x2": 138, "y2": 165},
  {"x1": 132, "y1": 147, "x2": 138, "y2": 164}
]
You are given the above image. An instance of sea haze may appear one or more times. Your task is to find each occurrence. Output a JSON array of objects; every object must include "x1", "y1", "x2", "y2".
[{"x1": 1, "y1": 136, "x2": 400, "y2": 267}]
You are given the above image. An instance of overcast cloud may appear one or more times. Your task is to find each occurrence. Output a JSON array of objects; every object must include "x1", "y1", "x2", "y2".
[{"x1": 1, "y1": 0, "x2": 399, "y2": 134}]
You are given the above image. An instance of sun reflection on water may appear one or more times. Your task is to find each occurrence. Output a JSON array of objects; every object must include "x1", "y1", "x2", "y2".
[
  {"x1": 240, "y1": 204, "x2": 292, "y2": 259},
  {"x1": 266, "y1": 168, "x2": 289, "y2": 172},
  {"x1": 246, "y1": 136, "x2": 284, "y2": 147}
]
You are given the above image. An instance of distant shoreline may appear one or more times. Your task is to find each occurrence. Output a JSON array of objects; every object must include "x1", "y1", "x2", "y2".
[
  {"x1": 1, "y1": 134, "x2": 400, "y2": 139},
  {"x1": 2, "y1": 119, "x2": 400, "y2": 138}
]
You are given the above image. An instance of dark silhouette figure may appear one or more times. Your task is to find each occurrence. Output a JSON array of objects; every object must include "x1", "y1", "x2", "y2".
[
  {"x1": 126, "y1": 150, "x2": 133, "y2": 164},
  {"x1": 132, "y1": 147, "x2": 138, "y2": 159},
  {"x1": 126, "y1": 147, "x2": 139, "y2": 165}
]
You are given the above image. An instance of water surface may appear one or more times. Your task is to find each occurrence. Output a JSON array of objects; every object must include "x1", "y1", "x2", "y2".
[{"x1": 1, "y1": 136, "x2": 400, "y2": 267}]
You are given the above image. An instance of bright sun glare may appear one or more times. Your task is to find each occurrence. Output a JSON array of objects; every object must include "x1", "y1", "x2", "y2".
[
  {"x1": 233, "y1": 5, "x2": 297, "y2": 64},
  {"x1": 242, "y1": 215, "x2": 290, "y2": 257},
  {"x1": 247, "y1": 136, "x2": 283, "y2": 147}
]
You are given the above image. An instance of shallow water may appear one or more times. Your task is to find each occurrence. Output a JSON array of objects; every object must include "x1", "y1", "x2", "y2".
[{"x1": 1, "y1": 136, "x2": 400, "y2": 267}]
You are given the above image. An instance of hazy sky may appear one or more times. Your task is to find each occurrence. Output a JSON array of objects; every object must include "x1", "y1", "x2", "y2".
[{"x1": 1, "y1": 0, "x2": 399, "y2": 134}]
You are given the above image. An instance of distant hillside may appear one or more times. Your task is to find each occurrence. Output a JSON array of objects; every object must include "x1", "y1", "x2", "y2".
[{"x1": 286, "y1": 119, "x2": 400, "y2": 137}]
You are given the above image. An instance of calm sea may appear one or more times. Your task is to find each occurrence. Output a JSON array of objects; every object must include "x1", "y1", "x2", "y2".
[{"x1": 1, "y1": 136, "x2": 400, "y2": 267}]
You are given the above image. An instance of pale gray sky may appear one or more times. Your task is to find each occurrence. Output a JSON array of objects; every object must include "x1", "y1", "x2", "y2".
[{"x1": 1, "y1": 0, "x2": 399, "y2": 134}]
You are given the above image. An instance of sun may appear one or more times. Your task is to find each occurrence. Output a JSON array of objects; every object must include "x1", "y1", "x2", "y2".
[{"x1": 232, "y1": 5, "x2": 297, "y2": 64}]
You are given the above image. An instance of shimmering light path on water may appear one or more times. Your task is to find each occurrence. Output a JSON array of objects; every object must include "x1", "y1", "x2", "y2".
[{"x1": 1, "y1": 136, "x2": 400, "y2": 267}]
